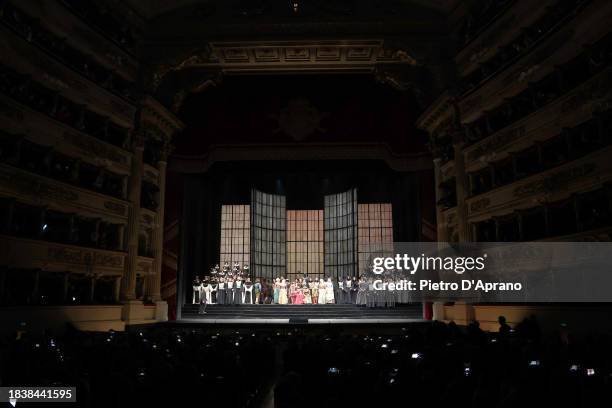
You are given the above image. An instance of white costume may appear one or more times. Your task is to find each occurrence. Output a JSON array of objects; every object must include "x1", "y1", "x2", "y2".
[
  {"x1": 192, "y1": 280, "x2": 200, "y2": 304},
  {"x1": 325, "y1": 278, "x2": 335, "y2": 304},
  {"x1": 318, "y1": 279, "x2": 327, "y2": 304},
  {"x1": 204, "y1": 282, "x2": 212, "y2": 304}
]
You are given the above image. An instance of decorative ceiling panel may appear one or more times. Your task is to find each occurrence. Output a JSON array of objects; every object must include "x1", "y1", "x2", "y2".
[{"x1": 183, "y1": 40, "x2": 417, "y2": 73}]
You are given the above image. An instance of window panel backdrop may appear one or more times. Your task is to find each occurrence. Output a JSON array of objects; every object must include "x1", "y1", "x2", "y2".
[
  {"x1": 324, "y1": 189, "x2": 358, "y2": 280},
  {"x1": 250, "y1": 189, "x2": 286, "y2": 280}
]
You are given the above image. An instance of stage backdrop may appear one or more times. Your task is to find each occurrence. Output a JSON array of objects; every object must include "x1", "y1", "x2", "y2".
[
  {"x1": 250, "y1": 189, "x2": 287, "y2": 280},
  {"x1": 324, "y1": 188, "x2": 358, "y2": 279},
  {"x1": 175, "y1": 159, "x2": 423, "y2": 312}
]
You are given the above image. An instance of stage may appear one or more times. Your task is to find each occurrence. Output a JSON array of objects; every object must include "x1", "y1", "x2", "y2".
[{"x1": 178, "y1": 303, "x2": 424, "y2": 324}]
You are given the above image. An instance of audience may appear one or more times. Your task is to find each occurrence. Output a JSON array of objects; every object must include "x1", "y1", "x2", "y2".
[{"x1": 0, "y1": 317, "x2": 610, "y2": 408}]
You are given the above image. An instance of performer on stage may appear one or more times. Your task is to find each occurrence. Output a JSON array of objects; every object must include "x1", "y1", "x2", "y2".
[
  {"x1": 310, "y1": 280, "x2": 318, "y2": 304},
  {"x1": 294, "y1": 282, "x2": 305, "y2": 304},
  {"x1": 303, "y1": 284, "x2": 312, "y2": 304},
  {"x1": 217, "y1": 276, "x2": 226, "y2": 305},
  {"x1": 289, "y1": 280, "x2": 297, "y2": 304},
  {"x1": 279, "y1": 278, "x2": 288, "y2": 304},
  {"x1": 226, "y1": 276, "x2": 235, "y2": 305},
  {"x1": 210, "y1": 278, "x2": 218, "y2": 304},
  {"x1": 273, "y1": 278, "x2": 280, "y2": 304},
  {"x1": 198, "y1": 278, "x2": 206, "y2": 306},
  {"x1": 235, "y1": 276, "x2": 244, "y2": 305},
  {"x1": 325, "y1": 277, "x2": 335, "y2": 304},
  {"x1": 351, "y1": 276, "x2": 359, "y2": 304},
  {"x1": 198, "y1": 284, "x2": 207, "y2": 314},
  {"x1": 262, "y1": 278, "x2": 270, "y2": 304},
  {"x1": 244, "y1": 278, "x2": 254, "y2": 304},
  {"x1": 338, "y1": 278, "x2": 345, "y2": 304},
  {"x1": 356, "y1": 277, "x2": 367, "y2": 306},
  {"x1": 203, "y1": 276, "x2": 212, "y2": 305},
  {"x1": 317, "y1": 279, "x2": 327, "y2": 304},
  {"x1": 192, "y1": 276, "x2": 201, "y2": 304},
  {"x1": 385, "y1": 278, "x2": 396, "y2": 308},
  {"x1": 366, "y1": 278, "x2": 375, "y2": 308},
  {"x1": 254, "y1": 278, "x2": 262, "y2": 304},
  {"x1": 344, "y1": 277, "x2": 352, "y2": 304}
]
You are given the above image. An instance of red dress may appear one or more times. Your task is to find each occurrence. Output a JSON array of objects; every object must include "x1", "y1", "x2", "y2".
[
  {"x1": 294, "y1": 289, "x2": 305, "y2": 304},
  {"x1": 289, "y1": 284, "x2": 297, "y2": 304}
]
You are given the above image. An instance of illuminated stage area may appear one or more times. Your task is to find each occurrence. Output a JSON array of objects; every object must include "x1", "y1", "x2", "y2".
[
  {"x1": 180, "y1": 304, "x2": 423, "y2": 324},
  {"x1": 176, "y1": 161, "x2": 426, "y2": 321}
]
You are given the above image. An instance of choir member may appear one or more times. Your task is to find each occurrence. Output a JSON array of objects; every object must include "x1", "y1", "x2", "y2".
[
  {"x1": 235, "y1": 276, "x2": 244, "y2": 305},
  {"x1": 192, "y1": 276, "x2": 201, "y2": 304},
  {"x1": 217, "y1": 277, "x2": 226, "y2": 305},
  {"x1": 244, "y1": 278, "x2": 254, "y2": 304},
  {"x1": 227, "y1": 276, "x2": 235, "y2": 305}
]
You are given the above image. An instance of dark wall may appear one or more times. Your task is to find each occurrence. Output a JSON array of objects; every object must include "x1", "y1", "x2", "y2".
[
  {"x1": 177, "y1": 159, "x2": 423, "y2": 310},
  {"x1": 175, "y1": 74, "x2": 428, "y2": 156}
]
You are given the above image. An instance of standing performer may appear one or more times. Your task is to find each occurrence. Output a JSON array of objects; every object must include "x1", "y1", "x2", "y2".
[
  {"x1": 217, "y1": 277, "x2": 226, "y2": 305},
  {"x1": 325, "y1": 277, "x2": 335, "y2": 304},
  {"x1": 261, "y1": 279, "x2": 270, "y2": 304},
  {"x1": 317, "y1": 279, "x2": 327, "y2": 304},
  {"x1": 226, "y1": 276, "x2": 235, "y2": 305},
  {"x1": 351, "y1": 276, "x2": 359, "y2": 304},
  {"x1": 273, "y1": 278, "x2": 280, "y2": 304},
  {"x1": 338, "y1": 278, "x2": 345, "y2": 304},
  {"x1": 303, "y1": 284, "x2": 312, "y2": 304},
  {"x1": 254, "y1": 278, "x2": 262, "y2": 304},
  {"x1": 235, "y1": 276, "x2": 244, "y2": 305},
  {"x1": 310, "y1": 280, "x2": 318, "y2": 304},
  {"x1": 366, "y1": 278, "x2": 375, "y2": 308},
  {"x1": 210, "y1": 278, "x2": 218, "y2": 305},
  {"x1": 203, "y1": 277, "x2": 212, "y2": 305},
  {"x1": 279, "y1": 278, "x2": 288, "y2": 304},
  {"x1": 289, "y1": 280, "x2": 297, "y2": 304},
  {"x1": 192, "y1": 276, "x2": 201, "y2": 304},
  {"x1": 344, "y1": 277, "x2": 352, "y2": 304},
  {"x1": 244, "y1": 278, "x2": 254, "y2": 304},
  {"x1": 294, "y1": 283, "x2": 305, "y2": 304},
  {"x1": 198, "y1": 279, "x2": 206, "y2": 307},
  {"x1": 356, "y1": 278, "x2": 367, "y2": 306},
  {"x1": 198, "y1": 282, "x2": 207, "y2": 314}
]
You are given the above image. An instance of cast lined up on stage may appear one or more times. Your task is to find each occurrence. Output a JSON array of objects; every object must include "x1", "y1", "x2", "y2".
[{"x1": 191, "y1": 262, "x2": 412, "y2": 307}]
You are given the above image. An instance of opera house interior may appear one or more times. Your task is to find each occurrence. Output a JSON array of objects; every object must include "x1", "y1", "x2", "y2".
[{"x1": 0, "y1": 0, "x2": 611, "y2": 406}]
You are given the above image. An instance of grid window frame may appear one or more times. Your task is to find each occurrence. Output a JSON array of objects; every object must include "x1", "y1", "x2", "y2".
[
  {"x1": 358, "y1": 203, "x2": 393, "y2": 275},
  {"x1": 219, "y1": 204, "x2": 251, "y2": 268}
]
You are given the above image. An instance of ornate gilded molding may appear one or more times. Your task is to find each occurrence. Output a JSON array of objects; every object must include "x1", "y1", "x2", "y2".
[
  {"x1": 0, "y1": 166, "x2": 78, "y2": 202},
  {"x1": 469, "y1": 197, "x2": 491, "y2": 214},
  {"x1": 63, "y1": 131, "x2": 129, "y2": 165},
  {"x1": 139, "y1": 95, "x2": 185, "y2": 141},
  {"x1": 104, "y1": 201, "x2": 128, "y2": 216},
  {"x1": 48, "y1": 247, "x2": 124, "y2": 268},
  {"x1": 513, "y1": 163, "x2": 597, "y2": 198},
  {"x1": 149, "y1": 47, "x2": 214, "y2": 92}
]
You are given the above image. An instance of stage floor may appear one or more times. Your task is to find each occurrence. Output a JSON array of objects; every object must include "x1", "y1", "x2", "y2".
[{"x1": 179, "y1": 303, "x2": 424, "y2": 324}]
